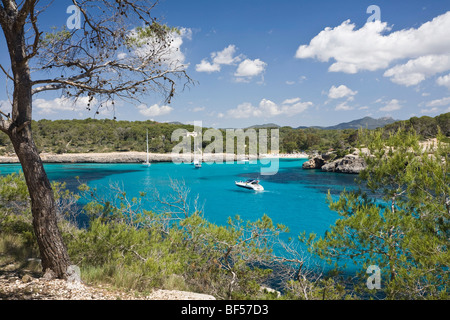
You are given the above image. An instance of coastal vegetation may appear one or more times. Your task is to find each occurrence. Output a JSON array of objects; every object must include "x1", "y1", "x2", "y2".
[
  {"x1": 0, "y1": 0, "x2": 448, "y2": 300},
  {"x1": 0, "y1": 0, "x2": 193, "y2": 280},
  {"x1": 0, "y1": 113, "x2": 447, "y2": 156},
  {"x1": 304, "y1": 128, "x2": 450, "y2": 299},
  {"x1": 1, "y1": 126, "x2": 449, "y2": 299}
]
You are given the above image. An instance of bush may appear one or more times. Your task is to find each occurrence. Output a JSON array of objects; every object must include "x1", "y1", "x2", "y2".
[{"x1": 69, "y1": 181, "x2": 299, "y2": 299}]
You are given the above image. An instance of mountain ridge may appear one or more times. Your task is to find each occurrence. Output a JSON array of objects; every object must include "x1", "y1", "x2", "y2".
[{"x1": 247, "y1": 116, "x2": 397, "y2": 130}]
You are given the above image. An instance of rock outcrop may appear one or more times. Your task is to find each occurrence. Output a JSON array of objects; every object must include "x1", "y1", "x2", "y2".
[
  {"x1": 321, "y1": 154, "x2": 366, "y2": 174},
  {"x1": 302, "y1": 156, "x2": 325, "y2": 169}
]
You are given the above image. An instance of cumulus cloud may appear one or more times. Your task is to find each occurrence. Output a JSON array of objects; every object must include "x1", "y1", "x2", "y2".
[
  {"x1": 226, "y1": 98, "x2": 312, "y2": 119},
  {"x1": 132, "y1": 27, "x2": 192, "y2": 70},
  {"x1": 196, "y1": 45, "x2": 266, "y2": 83},
  {"x1": 425, "y1": 96, "x2": 450, "y2": 107},
  {"x1": 227, "y1": 102, "x2": 262, "y2": 119},
  {"x1": 282, "y1": 97, "x2": 301, "y2": 105},
  {"x1": 296, "y1": 12, "x2": 450, "y2": 86},
  {"x1": 34, "y1": 97, "x2": 95, "y2": 115},
  {"x1": 234, "y1": 58, "x2": 267, "y2": 80},
  {"x1": 335, "y1": 101, "x2": 354, "y2": 111},
  {"x1": 195, "y1": 45, "x2": 242, "y2": 73},
  {"x1": 195, "y1": 60, "x2": 221, "y2": 73},
  {"x1": 137, "y1": 104, "x2": 173, "y2": 117},
  {"x1": 384, "y1": 54, "x2": 450, "y2": 86},
  {"x1": 212, "y1": 45, "x2": 242, "y2": 65},
  {"x1": 437, "y1": 74, "x2": 450, "y2": 89},
  {"x1": 421, "y1": 107, "x2": 439, "y2": 114},
  {"x1": 328, "y1": 85, "x2": 358, "y2": 99},
  {"x1": 379, "y1": 99, "x2": 403, "y2": 112}
]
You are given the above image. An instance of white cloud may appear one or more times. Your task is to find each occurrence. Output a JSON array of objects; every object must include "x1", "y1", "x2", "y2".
[
  {"x1": 234, "y1": 58, "x2": 267, "y2": 80},
  {"x1": 335, "y1": 101, "x2": 354, "y2": 111},
  {"x1": 196, "y1": 45, "x2": 266, "y2": 83},
  {"x1": 259, "y1": 99, "x2": 280, "y2": 116},
  {"x1": 281, "y1": 100, "x2": 312, "y2": 115},
  {"x1": 195, "y1": 59, "x2": 221, "y2": 73},
  {"x1": 212, "y1": 45, "x2": 242, "y2": 65},
  {"x1": 328, "y1": 85, "x2": 358, "y2": 99},
  {"x1": 33, "y1": 97, "x2": 121, "y2": 116},
  {"x1": 191, "y1": 106, "x2": 205, "y2": 112},
  {"x1": 282, "y1": 97, "x2": 301, "y2": 105},
  {"x1": 34, "y1": 97, "x2": 94, "y2": 115},
  {"x1": 286, "y1": 76, "x2": 306, "y2": 86},
  {"x1": 426, "y1": 96, "x2": 450, "y2": 107},
  {"x1": 384, "y1": 54, "x2": 450, "y2": 86},
  {"x1": 227, "y1": 102, "x2": 262, "y2": 119},
  {"x1": 437, "y1": 73, "x2": 450, "y2": 89},
  {"x1": 296, "y1": 12, "x2": 450, "y2": 85},
  {"x1": 196, "y1": 45, "x2": 242, "y2": 73},
  {"x1": 379, "y1": 99, "x2": 403, "y2": 112},
  {"x1": 226, "y1": 98, "x2": 312, "y2": 119},
  {"x1": 421, "y1": 107, "x2": 439, "y2": 113},
  {"x1": 132, "y1": 27, "x2": 192, "y2": 70},
  {"x1": 137, "y1": 104, "x2": 173, "y2": 117}
]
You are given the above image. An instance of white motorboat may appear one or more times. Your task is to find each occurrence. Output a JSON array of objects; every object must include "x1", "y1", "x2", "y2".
[{"x1": 235, "y1": 179, "x2": 264, "y2": 191}]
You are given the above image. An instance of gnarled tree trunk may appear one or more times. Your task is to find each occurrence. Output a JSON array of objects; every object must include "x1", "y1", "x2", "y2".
[
  {"x1": 0, "y1": 1, "x2": 70, "y2": 279},
  {"x1": 9, "y1": 126, "x2": 71, "y2": 279}
]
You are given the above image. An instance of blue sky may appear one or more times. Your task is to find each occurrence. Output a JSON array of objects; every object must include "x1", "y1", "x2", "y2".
[{"x1": 1, "y1": 0, "x2": 450, "y2": 128}]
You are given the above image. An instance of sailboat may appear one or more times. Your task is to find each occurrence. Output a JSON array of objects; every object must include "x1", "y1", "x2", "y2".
[{"x1": 143, "y1": 129, "x2": 151, "y2": 166}]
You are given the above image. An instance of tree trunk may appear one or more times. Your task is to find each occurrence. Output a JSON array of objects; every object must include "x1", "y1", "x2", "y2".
[
  {"x1": 9, "y1": 126, "x2": 71, "y2": 279},
  {"x1": 0, "y1": 5, "x2": 71, "y2": 279}
]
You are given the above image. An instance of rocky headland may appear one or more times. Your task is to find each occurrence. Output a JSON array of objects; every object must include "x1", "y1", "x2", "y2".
[{"x1": 302, "y1": 150, "x2": 367, "y2": 174}]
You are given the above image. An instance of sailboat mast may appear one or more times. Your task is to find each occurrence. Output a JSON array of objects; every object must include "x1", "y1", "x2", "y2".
[{"x1": 146, "y1": 129, "x2": 149, "y2": 163}]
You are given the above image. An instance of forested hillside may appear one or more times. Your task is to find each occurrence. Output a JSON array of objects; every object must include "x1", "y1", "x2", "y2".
[
  {"x1": 0, "y1": 113, "x2": 448, "y2": 155},
  {"x1": 383, "y1": 113, "x2": 449, "y2": 138}
]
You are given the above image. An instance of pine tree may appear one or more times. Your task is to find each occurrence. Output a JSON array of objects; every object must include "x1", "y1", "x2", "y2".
[{"x1": 309, "y1": 128, "x2": 449, "y2": 299}]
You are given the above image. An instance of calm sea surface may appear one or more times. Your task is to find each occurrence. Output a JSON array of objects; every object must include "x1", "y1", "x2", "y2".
[{"x1": 0, "y1": 159, "x2": 361, "y2": 271}]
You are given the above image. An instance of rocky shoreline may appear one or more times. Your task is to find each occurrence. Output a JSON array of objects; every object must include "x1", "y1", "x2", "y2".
[{"x1": 302, "y1": 150, "x2": 367, "y2": 174}]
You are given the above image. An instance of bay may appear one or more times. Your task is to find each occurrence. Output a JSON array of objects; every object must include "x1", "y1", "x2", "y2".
[{"x1": 0, "y1": 159, "x2": 361, "y2": 271}]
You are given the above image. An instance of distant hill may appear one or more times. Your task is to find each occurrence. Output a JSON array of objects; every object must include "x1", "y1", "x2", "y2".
[
  {"x1": 247, "y1": 123, "x2": 280, "y2": 129},
  {"x1": 167, "y1": 121, "x2": 185, "y2": 125},
  {"x1": 295, "y1": 116, "x2": 397, "y2": 130},
  {"x1": 323, "y1": 116, "x2": 397, "y2": 130},
  {"x1": 247, "y1": 117, "x2": 397, "y2": 131}
]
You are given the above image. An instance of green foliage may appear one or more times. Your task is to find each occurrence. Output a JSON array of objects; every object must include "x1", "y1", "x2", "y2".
[
  {"x1": 126, "y1": 24, "x2": 180, "y2": 48},
  {"x1": 0, "y1": 173, "x2": 34, "y2": 254},
  {"x1": 306, "y1": 128, "x2": 450, "y2": 299},
  {"x1": 3, "y1": 122, "x2": 448, "y2": 300},
  {"x1": 40, "y1": 26, "x2": 73, "y2": 47},
  {"x1": 2, "y1": 113, "x2": 447, "y2": 156},
  {"x1": 67, "y1": 182, "x2": 292, "y2": 298},
  {"x1": 384, "y1": 113, "x2": 450, "y2": 139}
]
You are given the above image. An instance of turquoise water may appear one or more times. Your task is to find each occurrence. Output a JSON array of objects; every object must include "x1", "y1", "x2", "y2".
[{"x1": 0, "y1": 159, "x2": 360, "y2": 270}]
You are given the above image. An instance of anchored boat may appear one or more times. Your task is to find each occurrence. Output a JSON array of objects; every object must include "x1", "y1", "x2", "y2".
[{"x1": 235, "y1": 179, "x2": 264, "y2": 191}]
